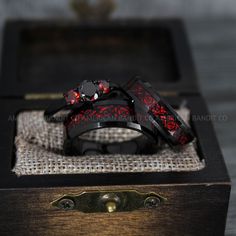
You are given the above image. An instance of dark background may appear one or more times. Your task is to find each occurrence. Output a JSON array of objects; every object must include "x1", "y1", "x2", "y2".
[{"x1": 0, "y1": 1, "x2": 235, "y2": 234}]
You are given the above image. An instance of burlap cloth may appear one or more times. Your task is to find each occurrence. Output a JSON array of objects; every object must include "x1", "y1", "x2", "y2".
[{"x1": 13, "y1": 108, "x2": 205, "y2": 176}]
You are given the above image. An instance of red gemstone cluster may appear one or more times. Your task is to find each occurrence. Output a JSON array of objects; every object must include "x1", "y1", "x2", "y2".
[
  {"x1": 98, "y1": 80, "x2": 110, "y2": 94},
  {"x1": 64, "y1": 90, "x2": 81, "y2": 105},
  {"x1": 64, "y1": 80, "x2": 110, "y2": 105}
]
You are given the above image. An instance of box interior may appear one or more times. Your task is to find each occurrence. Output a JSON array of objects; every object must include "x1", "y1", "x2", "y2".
[
  {"x1": 0, "y1": 20, "x2": 198, "y2": 96},
  {"x1": 18, "y1": 26, "x2": 179, "y2": 86}
]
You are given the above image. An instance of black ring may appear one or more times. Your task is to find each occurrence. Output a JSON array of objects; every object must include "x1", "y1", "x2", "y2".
[
  {"x1": 63, "y1": 99, "x2": 160, "y2": 155},
  {"x1": 44, "y1": 80, "x2": 119, "y2": 123},
  {"x1": 64, "y1": 134, "x2": 159, "y2": 156},
  {"x1": 124, "y1": 78, "x2": 194, "y2": 146}
]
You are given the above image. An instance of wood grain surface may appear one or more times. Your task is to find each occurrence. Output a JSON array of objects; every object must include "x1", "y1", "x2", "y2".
[{"x1": 0, "y1": 184, "x2": 230, "y2": 236}]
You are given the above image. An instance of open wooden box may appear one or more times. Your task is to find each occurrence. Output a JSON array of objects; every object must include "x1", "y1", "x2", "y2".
[{"x1": 0, "y1": 19, "x2": 231, "y2": 236}]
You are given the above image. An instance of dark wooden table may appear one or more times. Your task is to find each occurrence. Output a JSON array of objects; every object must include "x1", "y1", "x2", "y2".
[{"x1": 187, "y1": 19, "x2": 236, "y2": 235}]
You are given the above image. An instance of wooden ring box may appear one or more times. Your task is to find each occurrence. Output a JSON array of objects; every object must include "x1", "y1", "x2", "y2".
[{"x1": 0, "y1": 19, "x2": 231, "y2": 236}]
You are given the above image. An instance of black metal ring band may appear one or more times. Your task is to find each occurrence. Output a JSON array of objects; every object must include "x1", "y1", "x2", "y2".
[
  {"x1": 64, "y1": 134, "x2": 159, "y2": 156},
  {"x1": 63, "y1": 99, "x2": 160, "y2": 155},
  {"x1": 124, "y1": 78, "x2": 194, "y2": 146}
]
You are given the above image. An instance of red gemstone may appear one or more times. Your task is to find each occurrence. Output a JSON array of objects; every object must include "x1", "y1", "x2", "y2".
[
  {"x1": 65, "y1": 90, "x2": 80, "y2": 105},
  {"x1": 103, "y1": 86, "x2": 110, "y2": 94},
  {"x1": 98, "y1": 81, "x2": 110, "y2": 94},
  {"x1": 98, "y1": 82, "x2": 104, "y2": 91}
]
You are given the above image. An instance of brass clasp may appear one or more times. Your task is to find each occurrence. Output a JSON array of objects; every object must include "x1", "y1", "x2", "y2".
[{"x1": 51, "y1": 190, "x2": 166, "y2": 213}]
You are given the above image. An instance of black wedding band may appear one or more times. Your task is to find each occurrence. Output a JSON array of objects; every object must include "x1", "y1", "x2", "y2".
[
  {"x1": 63, "y1": 99, "x2": 160, "y2": 155},
  {"x1": 64, "y1": 133, "x2": 159, "y2": 156},
  {"x1": 124, "y1": 78, "x2": 194, "y2": 146}
]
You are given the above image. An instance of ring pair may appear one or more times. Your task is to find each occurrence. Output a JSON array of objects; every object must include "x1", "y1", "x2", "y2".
[{"x1": 44, "y1": 78, "x2": 194, "y2": 155}]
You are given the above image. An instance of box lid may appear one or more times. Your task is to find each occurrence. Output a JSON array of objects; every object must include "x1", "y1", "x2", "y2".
[{"x1": 0, "y1": 19, "x2": 199, "y2": 97}]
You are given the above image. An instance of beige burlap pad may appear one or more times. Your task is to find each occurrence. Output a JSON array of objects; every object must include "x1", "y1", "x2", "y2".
[{"x1": 13, "y1": 109, "x2": 205, "y2": 176}]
